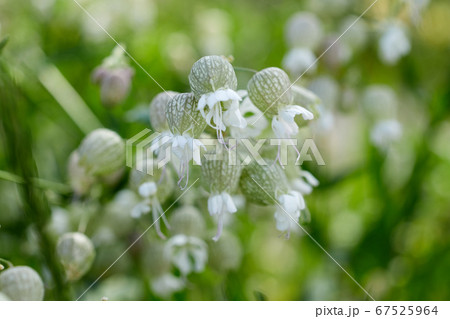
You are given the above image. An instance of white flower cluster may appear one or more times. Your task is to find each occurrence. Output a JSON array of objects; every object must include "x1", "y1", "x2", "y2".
[{"x1": 60, "y1": 54, "x2": 321, "y2": 299}]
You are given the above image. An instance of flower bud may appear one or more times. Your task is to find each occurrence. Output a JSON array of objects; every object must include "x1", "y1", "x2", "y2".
[
  {"x1": 93, "y1": 67, "x2": 134, "y2": 107},
  {"x1": 149, "y1": 91, "x2": 178, "y2": 132},
  {"x1": 166, "y1": 93, "x2": 206, "y2": 138},
  {"x1": 247, "y1": 67, "x2": 293, "y2": 117},
  {"x1": 57, "y1": 232, "x2": 95, "y2": 281},
  {"x1": 0, "y1": 266, "x2": 44, "y2": 301},
  {"x1": 189, "y1": 55, "x2": 237, "y2": 98},
  {"x1": 239, "y1": 161, "x2": 289, "y2": 205},
  {"x1": 78, "y1": 128, "x2": 125, "y2": 176},
  {"x1": 170, "y1": 205, "x2": 206, "y2": 236},
  {"x1": 209, "y1": 231, "x2": 243, "y2": 272},
  {"x1": 92, "y1": 45, "x2": 134, "y2": 107}
]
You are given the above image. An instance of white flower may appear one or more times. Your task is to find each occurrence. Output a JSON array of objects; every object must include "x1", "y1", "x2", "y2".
[
  {"x1": 151, "y1": 131, "x2": 206, "y2": 188},
  {"x1": 164, "y1": 234, "x2": 208, "y2": 276},
  {"x1": 272, "y1": 105, "x2": 314, "y2": 138},
  {"x1": 208, "y1": 192, "x2": 237, "y2": 241},
  {"x1": 282, "y1": 48, "x2": 317, "y2": 77},
  {"x1": 371, "y1": 119, "x2": 402, "y2": 150},
  {"x1": 292, "y1": 170, "x2": 319, "y2": 195},
  {"x1": 378, "y1": 23, "x2": 411, "y2": 65},
  {"x1": 197, "y1": 89, "x2": 246, "y2": 141},
  {"x1": 151, "y1": 273, "x2": 185, "y2": 299},
  {"x1": 274, "y1": 191, "x2": 305, "y2": 236},
  {"x1": 131, "y1": 182, "x2": 170, "y2": 239},
  {"x1": 230, "y1": 94, "x2": 269, "y2": 138}
]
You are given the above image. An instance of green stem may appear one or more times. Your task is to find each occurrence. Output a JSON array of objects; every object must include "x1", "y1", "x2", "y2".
[
  {"x1": 0, "y1": 62, "x2": 72, "y2": 300},
  {"x1": 0, "y1": 258, "x2": 14, "y2": 269}
]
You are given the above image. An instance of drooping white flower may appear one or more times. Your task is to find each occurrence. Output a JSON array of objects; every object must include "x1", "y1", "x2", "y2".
[
  {"x1": 202, "y1": 149, "x2": 242, "y2": 241},
  {"x1": 378, "y1": 23, "x2": 411, "y2": 65},
  {"x1": 198, "y1": 89, "x2": 245, "y2": 131},
  {"x1": 155, "y1": 93, "x2": 207, "y2": 188},
  {"x1": 272, "y1": 105, "x2": 314, "y2": 139},
  {"x1": 164, "y1": 234, "x2": 208, "y2": 276},
  {"x1": 371, "y1": 119, "x2": 402, "y2": 150},
  {"x1": 291, "y1": 170, "x2": 319, "y2": 195},
  {"x1": 274, "y1": 191, "x2": 305, "y2": 236},
  {"x1": 247, "y1": 67, "x2": 314, "y2": 140},
  {"x1": 131, "y1": 181, "x2": 170, "y2": 239},
  {"x1": 207, "y1": 192, "x2": 238, "y2": 241},
  {"x1": 190, "y1": 56, "x2": 247, "y2": 143},
  {"x1": 150, "y1": 273, "x2": 185, "y2": 299}
]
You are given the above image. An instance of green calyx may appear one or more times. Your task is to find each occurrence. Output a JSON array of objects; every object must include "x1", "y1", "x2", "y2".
[
  {"x1": 78, "y1": 128, "x2": 125, "y2": 176},
  {"x1": 189, "y1": 55, "x2": 237, "y2": 97},
  {"x1": 166, "y1": 92, "x2": 207, "y2": 137},
  {"x1": 239, "y1": 160, "x2": 289, "y2": 205},
  {"x1": 201, "y1": 148, "x2": 242, "y2": 194},
  {"x1": 247, "y1": 67, "x2": 293, "y2": 117}
]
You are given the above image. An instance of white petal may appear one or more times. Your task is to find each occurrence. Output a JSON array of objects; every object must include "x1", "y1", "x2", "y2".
[
  {"x1": 172, "y1": 248, "x2": 192, "y2": 275},
  {"x1": 272, "y1": 115, "x2": 298, "y2": 138},
  {"x1": 225, "y1": 89, "x2": 242, "y2": 101},
  {"x1": 301, "y1": 170, "x2": 319, "y2": 186},
  {"x1": 223, "y1": 105, "x2": 247, "y2": 129},
  {"x1": 237, "y1": 89, "x2": 248, "y2": 99},
  {"x1": 285, "y1": 105, "x2": 315, "y2": 120},
  {"x1": 207, "y1": 94, "x2": 217, "y2": 107},
  {"x1": 274, "y1": 210, "x2": 290, "y2": 232},
  {"x1": 198, "y1": 95, "x2": 207, "y2": 110},
  {"x1": 292, "y1": 191, "x2": 305, "y2": 210},
  {"x1": 222, "y1": 192, "x2": 237, "y2": 213},
  {"x1": 279, "y1": 193, "x2": 298, "y2": 215},
  {"x1": 215, "y1": 89, "x2": 229, "y2": 101},
  {"x1": 292, "y1": 179, "x2": 313, "y2": 195},
  {"x1": 208, "y1": 194, "x2": 223, "y2": 216}
]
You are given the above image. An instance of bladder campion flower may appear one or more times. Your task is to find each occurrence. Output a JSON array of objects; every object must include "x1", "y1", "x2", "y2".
[
  {"x1": 247, "y1": 67, "x2": 314, "y2": 139},
  {"x1": 189, "y1": 55, "x2": 246, "y2": 143}
]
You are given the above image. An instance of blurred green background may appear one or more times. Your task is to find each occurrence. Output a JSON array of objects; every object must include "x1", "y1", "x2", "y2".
[{"x1": 0, "y1": 0, "x2": 450, "y2": 301}]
